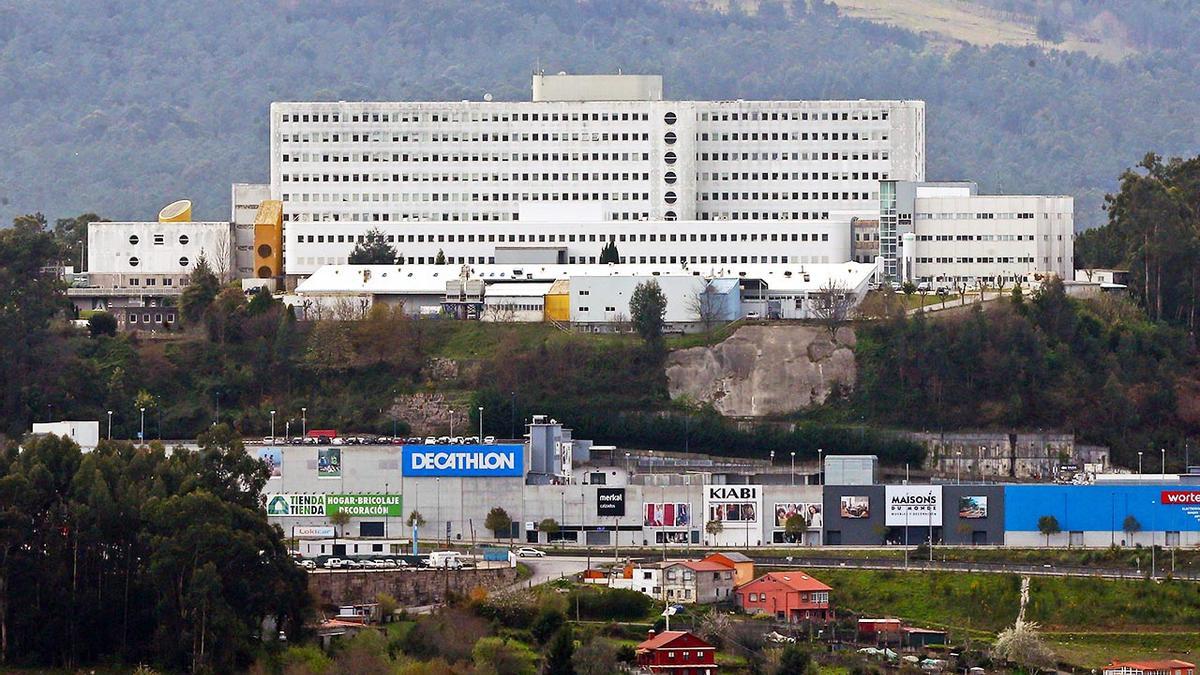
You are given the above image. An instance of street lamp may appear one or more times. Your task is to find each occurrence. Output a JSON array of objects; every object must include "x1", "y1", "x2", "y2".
[
  {"x1": 478, "y1": 406, "x2": 484, "y2": 441},
  {"x1": 385, "y1": 482, "x2": 390, "y2": 539},
  {"x1": 956, "y1": 450, "x2": 962, "y2": 484},
  {"x1": 1138, "y1": 451, "x2": 1143, "y2": 475},
  {"x1": 817, "y1": 448, "x2": 823, "y2": 486},
  {"x1": 139, "y1": 407, "x2": 146, "y2": 442},
  {"x1": 270, "y1": 410, "x2": 276, "y2": 440},
  {"x1": 214, "y1": 391, "x2": 220, "y2": 426},
  {"x1": 790, "y1": 451, "x2": 796, "y2": 486},
  {"x1": 625, "y1": 451, "x2": 631, "y2": 475},
  {"x1": 1162, "y1": 448, "x2": 1166, "y2": 479},
  {"x1": 301, "y1": 407, "x2": 307, "y2": 437},
  {"x1": 770, "y1": 450, "x2": 775, "y2": 470},
  {"x1": 106, "y1": 410, "x2": 113, "y2": 440},
  {"x1": 450, "y1": 410, "x2": 455, "y2": 438}
]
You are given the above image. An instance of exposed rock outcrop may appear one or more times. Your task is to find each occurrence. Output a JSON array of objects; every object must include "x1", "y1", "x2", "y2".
[{"x1": 665, "y1": 325, "x2": 856, "y2": 417}]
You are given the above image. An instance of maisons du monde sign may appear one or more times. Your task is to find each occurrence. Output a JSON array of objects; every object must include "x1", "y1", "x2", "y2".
[{"x1": 265, "y1": 493, "x2": 403, "y2": 517}]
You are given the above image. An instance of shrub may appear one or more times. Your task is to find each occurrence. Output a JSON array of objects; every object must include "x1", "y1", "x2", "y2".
[{"x1": 569, "y1": 587, "x2": 653, "y2": 621}]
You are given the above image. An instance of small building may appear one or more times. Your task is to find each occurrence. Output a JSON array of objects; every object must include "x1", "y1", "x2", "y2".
[
  {"x1": 857, "y1": 618, "x2": 903, "y2": 645},
  {"x1": 703, "y1": 552, "x2": 755, "y2": 587},
  {"x1": 609, "y1": 562, "x2": 661, "y2": 597},
  {"x1": 1103, "y1": 661, "x2": 1196, "y2": 675},
  {"x1": 903, "y1": 627, "x2": 948, "y2": 649},
  {"x1": 617, "y1": 559, "x2": 735, "y2": 604},
  {"x1": 30, "y1": 421, "x2": 100, "y2": 451},
  {"x1": 635, "y1": 630, "x2": 718, "y2": 675},
  {"x1": 735, "y1": 571, "x2": 832, "y2": 624}
]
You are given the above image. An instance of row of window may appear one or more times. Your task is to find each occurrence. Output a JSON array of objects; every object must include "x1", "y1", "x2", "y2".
[
  {"x1": 127, "y1": 256, "x2": 190, "y2": 268},
  {"x1": 127, "y1": 234, "x2": 190, "y2": 246},
  {"x1": 283, "y1": 131, "x2": 656, "y2": 144},
  {"x1": 283, "y1": 171, "x2": 654, "y2": 183},
  {"x1": 127, "y1": 312, "x2": 175, "y2": 325},
  {"x1": 296, "y1": 253, "x2": 832, "y2": 267},
  {"x1": 125, "y1": 276, "x2": 188, "y2": 287},
  {"x1": 916, "y1": 212, "x2": 1048, "y2": 220},
  {"x1": 281, "y1": 108, "x2": 891, "y2": 125},
  {"x1": 698, "y1": 211, "x2": 831, "y2": 221},
  {"x1": 296, "y1": 230, "x2": 833, "y2": 245},
  {"x1": 699, "y1": 191, "x2": 872, "y2": 201},
  {"x1": 284, "y1": 211, "x2": 655, "y2": 223},
  {"x1": 281, "y1": 111, "x2": 655, "y2": 124},
  {"x1": 744, "y1": 591, "x2": 829, "y2": 603},
  {"x1": 698, "y1": 151, "x2": 889, "y2": 162},
  {"x1": 283, "y1": 191, "x2": 652, "y2": 203},
  {"x1": 916, "y1": 256, "x2": 1036, "y2": 264},
  {"x1": 281, "y1": 151, "x2": 650, "y2": 163},
  {"x1": 704, "y1": 170, "x2": 887, "y2": 181},
  {"x1": 698, "y1": 131, "x2": 887, "y2": 142}
]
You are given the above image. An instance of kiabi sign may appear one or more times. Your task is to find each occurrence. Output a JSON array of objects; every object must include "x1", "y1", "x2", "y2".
[{"x1": 403, "y1": 444, "x2": 524, "y2": 477}]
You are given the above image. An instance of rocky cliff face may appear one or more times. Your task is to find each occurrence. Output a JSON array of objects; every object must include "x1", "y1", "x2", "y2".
[{"x1": 665, "y1": 325, "x2": 856, "y2": 417}]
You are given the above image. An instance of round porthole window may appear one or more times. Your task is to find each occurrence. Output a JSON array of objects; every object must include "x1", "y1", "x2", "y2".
[
  {"x1": 663, "y1": 131, "x2": 677, "y2": 145},
  {"x1": 129, "y1": 235, "x2": 139, "y2": 245},
  {"x1": 665, "y1": 211, "x2": 678, "y2": 221},
  {"x1": 128, "y1": 256, "x2": 140, "y2": 267},
  {"x1": 178, "y1": 256, "x2": 189, "y2": 267},
  {"x1": 664, "y1": 111, "x2": 677, "y2": 125},
  {"x1": 664, "y1": 191, "x2": 678, "y2": 204},
  {"x1": 179, "y1": 234, "x2": 189, "y2": 245},
  {"x1": 664, "y1": 171, "x2": 677, "y2": 185},
  {"x1": 258, "y1": 244, "x2": 273, "y2": 258},
  {"x1": 664, "y1": 151, "x2": 677, "y2": 165}
]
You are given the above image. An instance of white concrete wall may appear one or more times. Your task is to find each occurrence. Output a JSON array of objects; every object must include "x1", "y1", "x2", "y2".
[
  {"x1": 910, "y1": 195, "x2": 1074, "y2": 283},
  {"x1": 87, "y1": 221, "x2": 234, "y2": 286},
  {"x1": 231, "y1": 183, "x2": 271, "y2": 279},
  {"x1": 283, "y1": 218, "x2": 852, "y2": 276},
  {"x1": 269, "y1": 92, "x2": 923, "y2": 236}
]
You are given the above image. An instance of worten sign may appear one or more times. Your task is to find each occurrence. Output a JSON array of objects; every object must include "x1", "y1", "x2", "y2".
[
  {"x1": 402, "y1": 444, "x2": 524, "y2": 477},
  {"x1": 885, "y1": 485, "x2": 943, "y2": 526},
  {"x1": 1162, "y1": 491, "x2": 1200, "y2": 505},
  {"x1": 596, "y1": 488, "x2": 626, "y2": 516},
  {"x1": 265, "y1": 493, "x2": 403, "y2": 517}
]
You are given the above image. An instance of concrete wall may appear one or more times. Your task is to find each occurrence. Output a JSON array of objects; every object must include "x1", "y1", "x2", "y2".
[
  {"x1": 88, "y1": 221, "x2": 234, "y2": 284},
  {"x1": 309, "y1": 566, "x2": 519, "y2": 607},
  {"x1": 913, "y1": 432, "x2": 1108, "y2": 481}
]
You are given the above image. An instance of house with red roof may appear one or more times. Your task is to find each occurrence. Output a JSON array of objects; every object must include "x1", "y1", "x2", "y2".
[
  {"x1": 1103, "y1": 661, "x2": 1195, "y2": 675},
  {"x1": 635, "y1": 630, "x2": 718, "y2": 674},
  {"x1": 734, "y1": 570, "x2": 833, "y2": 623},
  {"x1": 662, "y1": 559, "x2": 735, "y2": 604}
]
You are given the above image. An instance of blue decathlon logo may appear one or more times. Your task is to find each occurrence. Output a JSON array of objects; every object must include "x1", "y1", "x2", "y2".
[{"x1": 402, "y1": 444, "x2": 524, "y2": 477}]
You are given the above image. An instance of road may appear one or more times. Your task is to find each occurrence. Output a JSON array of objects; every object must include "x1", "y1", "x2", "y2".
[
  {"x1": 751, "y1": 554, "x2": 1199, "y2": 582},
  {"x1": 505, "y1": 554, "x2": 593, "y2": 591}
]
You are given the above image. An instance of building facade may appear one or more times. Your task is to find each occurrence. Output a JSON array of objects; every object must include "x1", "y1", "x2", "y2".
[
  {"x1": 735, "y1": 571, "x2": 833, "y2": 623},
  {"x1": 270, "y1": 74, "x2": 924, "y2": 227},
  {"x1": 86, "y1": 221, "x2": 234, "y2": 288},
  {"x1": 635, "y1": 631, "x2": 718, "y2": 675},
  {"x1": 881, "y1": 180, "x2": 1073, "y2": 284}
]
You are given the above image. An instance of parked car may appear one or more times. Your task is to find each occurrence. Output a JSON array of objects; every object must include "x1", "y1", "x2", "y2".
[
  {"x1": 483, "y1": 436, "x2": 496, "y2": 444},
  {"x1": 465, "y1": 436, "x2": 480, "y2": 444},
  {"x1": 436, "y1": 436, "x2": 451, "y2": 444},
  {"x1": 916, "y1": 281, "x2": 931, "y2": 292},
  {"x1": 515, "y1": 547, "x2": 546, "y2": 558},
  {"x1": 424, "y1": 437, "x2": 437, "y2": 445},
  {"x1": 451, "y1": 436, "x2": 465, "y2": 444},
  {"x1": 323, "y1": 558, "x2": 345, "y2": 569},
  {"x1": 426, "y1": 551, "x2": 465, "y2": 569}
]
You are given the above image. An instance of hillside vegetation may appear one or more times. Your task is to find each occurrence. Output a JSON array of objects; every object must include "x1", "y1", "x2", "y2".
[{"x1": 3, "y1": 1, "x2": 1200, "y2": 229}]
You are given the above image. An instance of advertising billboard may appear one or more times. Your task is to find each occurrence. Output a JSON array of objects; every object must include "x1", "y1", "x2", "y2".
[
  {"x1": 402, "y1": 444, "x2": 524, "y2": 477},
  {"x1": 326, "y1": 494, "x2": 403, "y2": 517},
  {"x1": 1005, "y1": 486, "x2": 1200, "y2": 532},
  {"x1": 774, "y1": 503, "x2": 823, "y2": 529},
  {"x1": 840, "y1": 495, "x2": 870, "y2": 519},
  {"x1": 704, "y1": 485, "x2": 761, "y2": 524},
  {"x1": 293, "y1": 526, "x2": 335, "y2": 538},
  {"x1": 596, "y1": 488, "x2": 626, "y2": 517},
  {"x1": 885, "y1": 486, "x2": 943, "y2": 526},
  {"x1": 265, "y1": 493, "x2": 402, "y2": 517},
  {"x1": 266, "y1": 493, "x2": 326, "y2": 517},
  {"x1": 644, "y1": 503, "x2": 691, "y2": 527},
  {"x1": 958, "y1": 496, "x2": 988, "y2": 519},
  {"x1": 317, "y1": 447, "x2": 341, "y2": 478},
  {"x1": 257, "y1": 447, "x2": 282, "y2": 478}
]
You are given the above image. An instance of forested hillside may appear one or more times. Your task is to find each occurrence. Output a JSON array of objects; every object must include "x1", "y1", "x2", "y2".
[{"x1": 2, "y1": 0, "x2": 1200, "y2": 229}]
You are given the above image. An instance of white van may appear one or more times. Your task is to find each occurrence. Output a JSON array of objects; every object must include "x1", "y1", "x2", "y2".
[{"x1": 426, "y1": 551, "x2": 464, "y2": 569}]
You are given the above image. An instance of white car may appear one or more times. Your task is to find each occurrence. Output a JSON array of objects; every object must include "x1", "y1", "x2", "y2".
[
  {"x1": 515, "y1": 547, "x2": 546, "y2": 558},
  {"x1": 322, "y1": 558, "x2": 345, "y2": 569},
  {"x1": 424, "y1": 437, "x2": 437, "y2": 445},
  {"x1": 483, "y1": 436, "x2": 496, "y2": 444}
]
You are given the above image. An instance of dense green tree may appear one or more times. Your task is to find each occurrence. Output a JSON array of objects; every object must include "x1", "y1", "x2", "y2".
[
  {"x1": 1037, "y1": 515, "x2": 1061, "y2": 546},
  {"x1": 348, "y1": 227, "x2": 398, "y2": 265},
  {"x1": 0, "y1": 218, "x2": 63, "y2": 434},
  {"x1": 629, "y1": 279, "x2": 667, "y2": 344},
  {"x1": 775, "y1": 644, "x2": 814, "y2": 675},
  {"x1": 52, "y1": 213, "x2": 105, "y2": 267},
  {"x1": 544, "y1": 625, "x2": 576, "y2": 675},
  {"x1": 87, "y1": 311, "x2": 118, "y2": 337},
  {"x1": 599, "y1": 241, "x2": 620, "y2": 264},
  {"x1": 179, "y1": 254, "x2": 220, "y2": 325},
  {"x1": 0, "y1": 429, "x2": 309, "y2": 670}
]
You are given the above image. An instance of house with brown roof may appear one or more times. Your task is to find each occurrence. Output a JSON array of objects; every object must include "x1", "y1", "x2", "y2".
[
  {"x1": 636, "y1": 630, "x2": 718, "y2": 674},
  {"x1": 702, "y1": 552, "x2": 755, "y2": 586},
  {"x1": 735, "y1": 570, "x2": 833, "y2": 623}
]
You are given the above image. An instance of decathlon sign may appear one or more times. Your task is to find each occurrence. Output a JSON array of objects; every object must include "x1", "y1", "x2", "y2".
[
  {"x1": 402, "y1": 444, "x2": 524, "y2": 477},
  {"x1": 885, "y1": 485, "x2": 943, "y2": 526}
]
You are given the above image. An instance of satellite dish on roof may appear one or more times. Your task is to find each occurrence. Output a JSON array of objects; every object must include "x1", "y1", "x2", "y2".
[{"x1": 483, "y1": 92, "x2": 493, "y2": 102}]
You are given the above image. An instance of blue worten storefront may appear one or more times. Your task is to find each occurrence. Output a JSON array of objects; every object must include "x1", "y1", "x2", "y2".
[{"x1": 1004, "y1": 485, "x2": 1200, "y2": 547}]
